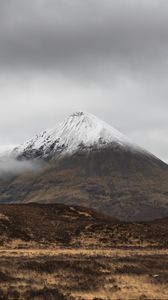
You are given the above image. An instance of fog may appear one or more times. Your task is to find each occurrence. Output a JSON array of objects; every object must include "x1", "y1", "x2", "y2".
[{"x1": 0, "y1": 157, "x2": 43, "y2": 179}]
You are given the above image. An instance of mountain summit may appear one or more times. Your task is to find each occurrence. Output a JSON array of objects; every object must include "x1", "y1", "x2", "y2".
[{"x1": 14, "y1": 111, "x2": 146, "y2": 160}]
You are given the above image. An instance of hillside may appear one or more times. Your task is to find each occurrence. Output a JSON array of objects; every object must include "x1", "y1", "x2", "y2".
[
  {"x1": 0, "y1": 147, "x2": 168, "y2": 221},
  {"x1": 0, "y1": 203, "x2": 167, "y2": 248}
]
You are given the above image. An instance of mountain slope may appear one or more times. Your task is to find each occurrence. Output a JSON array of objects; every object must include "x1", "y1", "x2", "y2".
[
  {"x1": 1, "y1": 146, "x2": 168, "y2": 221},
  {"x1": 0, "y1": 112, "x2": 168, "y2": 221}
]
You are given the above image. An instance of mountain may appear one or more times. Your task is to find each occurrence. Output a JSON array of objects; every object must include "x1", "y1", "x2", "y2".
[
  {"x1": 0, "y1": 112, "x2": 168, "y2": 221},
  {"x1": 13, "y1": 111, "x2": 149, "y2": 160}
]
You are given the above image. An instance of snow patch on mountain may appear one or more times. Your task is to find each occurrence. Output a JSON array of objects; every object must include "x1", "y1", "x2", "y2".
[{"x1": 13, "y1": 112, "x2": 147, "y2": 160}]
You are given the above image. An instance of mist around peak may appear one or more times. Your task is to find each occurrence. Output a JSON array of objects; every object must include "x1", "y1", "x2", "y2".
[{"x1": 0, "y1": 156, "x2": 44, "y2": 179}]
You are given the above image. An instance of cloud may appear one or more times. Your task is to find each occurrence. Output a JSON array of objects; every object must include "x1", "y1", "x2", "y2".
[
  {"x1": 0, "y1": 0, "x2": 168, "y2": 79},
  {"x1": 0, "y1": 0, "x2": 167, "y2": 162},
  {"x1": 0, "y1": 157, "x2": 43, "y2": 179}
]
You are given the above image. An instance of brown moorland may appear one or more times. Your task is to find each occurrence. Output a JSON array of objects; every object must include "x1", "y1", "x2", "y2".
[{"x1": 0, "y1": 203, "x2": 167, "y2": 300}]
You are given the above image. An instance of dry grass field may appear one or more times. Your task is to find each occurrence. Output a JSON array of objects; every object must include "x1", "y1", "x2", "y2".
[
  {"x1": 0, "y1": 204, "x2": 167, "y2": 300},
  {"x1": 0, "y1": 248, "x2": 167, "y2": 300}
]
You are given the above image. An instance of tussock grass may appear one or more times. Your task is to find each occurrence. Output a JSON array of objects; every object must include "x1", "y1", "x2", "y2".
[{"x1": 0, "y1": 249, "x2": 167, "y2": 300}]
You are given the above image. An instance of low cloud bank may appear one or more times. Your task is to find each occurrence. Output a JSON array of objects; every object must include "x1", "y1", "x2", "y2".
[{"x1": 0, "y1": 157, "x2": 43, "y2": 179}]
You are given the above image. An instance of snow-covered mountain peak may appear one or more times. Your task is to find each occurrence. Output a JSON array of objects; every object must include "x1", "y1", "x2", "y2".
[
  {"x1": 55, "y1": 111, "x2": 130, "y2": 145},
  {"x1": 70, "y1": 111, "x2": 85, "y2": 117},
  {"x1": 13, "y1": 111, "x2": 141, "y2": 160}
]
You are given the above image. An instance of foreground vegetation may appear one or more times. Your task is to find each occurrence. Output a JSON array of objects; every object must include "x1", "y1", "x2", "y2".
[
  {"x1": 0, "y1": 248, "x2": 167, "y2": 300},
  {"x1": 0, "y1": 204, "x2": 167, "y2": 299}
]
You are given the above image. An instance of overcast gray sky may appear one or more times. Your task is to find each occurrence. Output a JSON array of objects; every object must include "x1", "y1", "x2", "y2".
[{"x1": 0, "y1": 0, "x2": 168, "y2": 162}]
